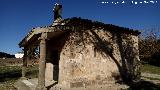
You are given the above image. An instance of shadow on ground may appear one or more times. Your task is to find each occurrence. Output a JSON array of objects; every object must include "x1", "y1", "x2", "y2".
[
  {"x1": 129, "y1": 80, "x2": 160, "y2": 90},
  {"x1": 0, "y1": 65, "x2": 38, "y2": 82},
  {"x1": 0, "y1": 69, "x2": 21, "y2": 82}
]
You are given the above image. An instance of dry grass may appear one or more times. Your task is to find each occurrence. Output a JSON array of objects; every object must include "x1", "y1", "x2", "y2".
[
  {"x1": 0, "y1": 65, "x2": 38, "y2": 90},
  {"x1": 141, "y1": 64, "x2": 160, "y2": 75}
]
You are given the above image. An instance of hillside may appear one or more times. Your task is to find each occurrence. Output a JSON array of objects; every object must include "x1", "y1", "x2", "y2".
[{"x1": 0, "y1": 52, "x2": 15, "y2": 58}]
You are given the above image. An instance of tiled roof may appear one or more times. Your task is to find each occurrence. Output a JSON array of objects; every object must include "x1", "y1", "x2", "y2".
[{"x1": 59, "y1": 17, "x2": 141, "y2": 35}]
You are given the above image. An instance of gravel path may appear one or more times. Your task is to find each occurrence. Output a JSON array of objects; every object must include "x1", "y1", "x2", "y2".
[
  {"x1": 141, "y1": 73, "x2": 160, "y2": 85},
  {"x1": 142, "y1": 73, "x2": 160, "y2": 79}
]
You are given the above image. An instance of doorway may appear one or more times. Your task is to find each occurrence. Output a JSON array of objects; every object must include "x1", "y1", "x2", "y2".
[{"x1": 51, "y1": 49, "x2": 59, "y2": 81}]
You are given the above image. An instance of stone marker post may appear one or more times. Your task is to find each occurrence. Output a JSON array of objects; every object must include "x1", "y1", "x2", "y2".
[{"x1": 22, "y1": 48, "x2": 27, "y2": 78}]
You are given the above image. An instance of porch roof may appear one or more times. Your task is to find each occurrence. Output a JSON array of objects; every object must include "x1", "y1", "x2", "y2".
[{"x1": 19, "y1": 26, "x2": 68, "y2": 48}]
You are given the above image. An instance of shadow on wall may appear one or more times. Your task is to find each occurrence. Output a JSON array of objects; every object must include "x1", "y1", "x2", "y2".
[
  {"x1": 66, "y1": 29, "x2": 141, "y2": 84},
  {"x1": 90, "y1": 30, "x2": 141, "y2": 84}
]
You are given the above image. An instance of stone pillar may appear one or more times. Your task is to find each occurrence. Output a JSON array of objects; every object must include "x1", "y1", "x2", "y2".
[
  {"x1": 22, "y1": 48, "x2": 27, "y2": 78},
  {"x1": 36, "y1": 33, "x2": 47, "y2": 90},
  {"x1": 132, "y1": 35, "x2": 141, "y2": 81}
]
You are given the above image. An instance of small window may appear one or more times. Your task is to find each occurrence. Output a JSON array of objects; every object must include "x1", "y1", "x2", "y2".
[{"x1": 94, "y1": 47, "x2": 97, "y2": 57}]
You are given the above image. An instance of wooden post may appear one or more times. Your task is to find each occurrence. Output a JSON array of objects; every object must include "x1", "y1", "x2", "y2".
[{"x1": 36, "y1": 33, "x2": 47, "y2": 90}]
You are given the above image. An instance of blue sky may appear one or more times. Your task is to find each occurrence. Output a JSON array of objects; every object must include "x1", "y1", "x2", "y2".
[{"x1": 0, "y1": 0, "x2": 160, "y2": 54}]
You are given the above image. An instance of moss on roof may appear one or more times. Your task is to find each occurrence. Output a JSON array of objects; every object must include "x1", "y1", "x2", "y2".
[{"x1": 62, "y1": 17, "x2": 141, "y2": 35}]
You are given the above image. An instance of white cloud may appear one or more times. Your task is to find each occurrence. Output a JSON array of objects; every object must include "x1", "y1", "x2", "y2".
[
  {"x1": 101, "y1": 2, "x2": 105, "y2": 4},
  {"x1": 135, "y1": 2, "x2": 138, "y2": 4},
  {"x1": 122, "y1": 1, "x2": 125, "y2": 4},
  {"x1": 131, "y1": 1, "x2": 134, "y2": 4},
  {"x1": 144, "y1": 1, "x2": 148, "y2": 3},
  {"x1": 150, "y1": 1, "x2": 154, "y2": 3}
]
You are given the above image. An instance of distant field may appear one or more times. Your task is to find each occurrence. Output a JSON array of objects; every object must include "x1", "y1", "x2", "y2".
[
  {"x1": 0, "y1": 58, "x2": 38, "y2": 66},
  {"x1": 0, "y1": 58, "x2": 22, "y2": 66}
]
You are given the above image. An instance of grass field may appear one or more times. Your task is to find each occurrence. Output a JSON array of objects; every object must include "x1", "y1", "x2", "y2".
[
  {"x1": 0, "y1": 65, "x2": 38, "y2": 90},
  {"x1": 0, "y1": 64, "x2": 160, "y2": 90},
  {"x1": 141, "y1": 64, "x2": 160, "y2": 75}
]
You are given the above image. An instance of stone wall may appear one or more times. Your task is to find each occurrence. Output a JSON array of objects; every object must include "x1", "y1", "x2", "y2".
[
  {"x1": 45, "y1": 29, "x2": 140, "y2": 88},
  {"x1": 58, "y1": 29, "x2": 123, "y2": 88}
]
